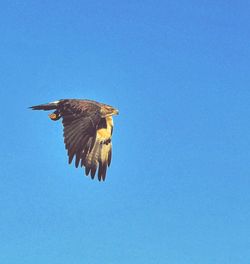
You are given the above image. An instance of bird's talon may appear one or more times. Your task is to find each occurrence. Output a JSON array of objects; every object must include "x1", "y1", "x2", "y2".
[{"x1": 49, "y1": 113, "x2": 58, "y2": 120}]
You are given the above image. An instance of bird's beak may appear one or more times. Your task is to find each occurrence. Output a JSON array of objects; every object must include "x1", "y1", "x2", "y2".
[{"x1": 114, "y1": 109, "x2": 119, "y2": 115}]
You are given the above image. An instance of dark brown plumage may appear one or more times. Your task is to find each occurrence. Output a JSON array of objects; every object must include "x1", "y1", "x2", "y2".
[{"x1": 30, "y1": 99, "x2": 119, "y2": 181}]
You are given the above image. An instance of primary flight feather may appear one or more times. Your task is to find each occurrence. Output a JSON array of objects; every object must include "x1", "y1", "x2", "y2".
[{"x1": 30, "y1": 99, "x2": 119, "y2": 181}]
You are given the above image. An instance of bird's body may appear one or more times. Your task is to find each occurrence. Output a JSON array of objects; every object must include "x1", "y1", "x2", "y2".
[{"x1": 30, "y1": 99, "x2": 119, "y2": 181}]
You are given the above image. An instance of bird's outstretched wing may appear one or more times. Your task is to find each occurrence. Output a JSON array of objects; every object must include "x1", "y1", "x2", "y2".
[
  {"x1": 60, "y1": 100, "x2": 101, "y2": 165},
  {"x1": 59, "y1": 100, "x2": 113, "y2": 181}
]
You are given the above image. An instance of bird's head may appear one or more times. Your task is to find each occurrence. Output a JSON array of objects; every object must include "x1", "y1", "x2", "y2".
[{"x1": 101, "y1": 105, "x2": 119, "y2": 117}]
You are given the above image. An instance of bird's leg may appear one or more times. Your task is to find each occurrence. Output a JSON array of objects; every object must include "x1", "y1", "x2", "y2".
[{"x1": 49, "y1": 110, "x2": 60, "y2": 121}]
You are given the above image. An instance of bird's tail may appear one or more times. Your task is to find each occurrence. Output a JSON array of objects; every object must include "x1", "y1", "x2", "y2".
[{"x1": 29, "y1": 100, "x2": 60, "y2": 111}]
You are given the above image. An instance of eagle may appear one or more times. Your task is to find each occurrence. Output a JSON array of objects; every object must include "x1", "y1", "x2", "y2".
[{"x1": 30, "y1": 99, "x2": 119, "y2": 181}]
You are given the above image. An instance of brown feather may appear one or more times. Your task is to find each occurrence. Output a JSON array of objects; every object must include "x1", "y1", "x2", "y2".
[{"x1": 30, "y1": 98, "x2": 118, "y2": 181}]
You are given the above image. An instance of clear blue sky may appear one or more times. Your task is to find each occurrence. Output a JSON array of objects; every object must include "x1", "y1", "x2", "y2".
[{"x1": 0, "y1": 1, "x2": 250, "y2": 263}]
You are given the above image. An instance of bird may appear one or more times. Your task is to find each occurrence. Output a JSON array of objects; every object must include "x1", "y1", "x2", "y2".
[{"x1": 30, "y1": 99, "x2": 119, "y2": 181}]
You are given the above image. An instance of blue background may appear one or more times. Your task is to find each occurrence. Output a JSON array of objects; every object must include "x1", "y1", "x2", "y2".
[{"x1": 1, "y1": 1, "x2": 250, "y2": 263}]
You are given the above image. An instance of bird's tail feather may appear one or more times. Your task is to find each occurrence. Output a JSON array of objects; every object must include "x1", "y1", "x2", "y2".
[{"x1": 29, "y1": 101, "x2": 59, "y2": 111}]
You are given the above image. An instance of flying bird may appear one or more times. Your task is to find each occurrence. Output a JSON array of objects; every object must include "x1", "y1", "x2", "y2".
[{"x1": 30, "y1": 99, "x2": 119, "y2": 181}]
